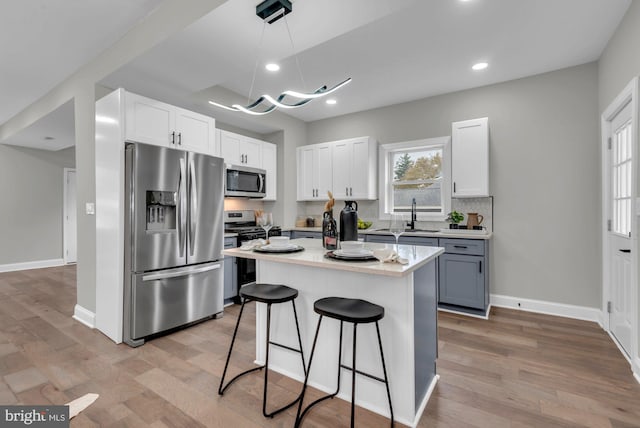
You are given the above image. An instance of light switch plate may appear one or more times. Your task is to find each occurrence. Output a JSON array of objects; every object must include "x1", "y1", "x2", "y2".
[{"x1": 85, "y1": 202, "x2": 95, "y2": 215}]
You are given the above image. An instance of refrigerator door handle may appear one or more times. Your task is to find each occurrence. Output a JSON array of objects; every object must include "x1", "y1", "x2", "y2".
[
  {"x1": 189, "y1": 158, "x2": 198, "y2": 256},
  {"x1": 178, "y1": 158, "x2": 187, "y2": 257},
  {"x1": 142, "y1": 262, "x2": 221, "y2": 282}
]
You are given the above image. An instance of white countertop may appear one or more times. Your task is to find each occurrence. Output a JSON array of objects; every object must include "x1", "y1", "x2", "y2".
[
  {"x1": 223, "y1": 238, "x2": 444, "y2": 278},
  {"x1": 286, "y1": 227, "x2": 492, "y2": 240}
]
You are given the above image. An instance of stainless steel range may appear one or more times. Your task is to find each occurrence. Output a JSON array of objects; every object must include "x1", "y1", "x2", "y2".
[{"x1": 224, "y1": 211, "x2": 281, "y2": 302}]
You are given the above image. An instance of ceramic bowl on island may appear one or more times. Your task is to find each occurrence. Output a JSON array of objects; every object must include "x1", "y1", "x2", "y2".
[
  {"x1": 340, "y1": 241, "x2": 364, "y2": 254},
  {"x1": 269, "y1": 236, "x2": 291, "y2": 247}
]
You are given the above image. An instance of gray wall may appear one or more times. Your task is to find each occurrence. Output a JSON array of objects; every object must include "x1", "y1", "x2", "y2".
[
  {"x1": 307, "y1": 63, "x2": 600, "y2": 308},
  {"x1": 598, "y1": 0, "x2": 640, "y2": 368},
  {"x1": 0, "y1": 145, "x2": 75, "y2": 264},
  {"x1": 598, "y1": 0, "x2": 640, "y2": 113}
]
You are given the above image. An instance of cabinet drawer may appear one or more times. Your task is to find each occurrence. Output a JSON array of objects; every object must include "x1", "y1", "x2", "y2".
[
  {"x1": 291, "y1": 231, "x2": 322, "y2": 239},
  {"x1": 400, "y1": 236, "x2": 438, "y2": 247},
  {"x1": 439, "y1": 238, "x2": 485, "y2": 256}
]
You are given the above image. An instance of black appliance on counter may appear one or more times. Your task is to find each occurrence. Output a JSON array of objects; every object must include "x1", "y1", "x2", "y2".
[{"x1": 224, "y1": 210, "x2": 281, "y2": 303}]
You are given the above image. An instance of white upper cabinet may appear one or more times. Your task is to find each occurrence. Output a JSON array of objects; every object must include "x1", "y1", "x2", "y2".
[
  {"x1": 219, "y1": 130, "x2": 262, "y2": 168},
  {"x1": 175, "y1": 107, "x2": 215, "y2": 154},
  {"x1": 124, "y1": 91, "x2": 216, "y2": 155},
  {"x1": 125, "y1": 93, "x2": 173, "y2": 147},
  {"x1": 261, "y1": 142, "x2": 277, "y2": 201},
  {"x1": 297, "y1": 137, "x2": 376, "y2": 202},
  {"x1": 219, "y1": 129, "x2": 277, "y2": 200},
  {"x1": 297, "y1": 143, "x2": 333, "y2": 201},
  {"x1": 451, "y1": 117, "x2": 489, "y2": 197},
  {"x1": 331, "y1": 137, "x2": 377, "y2": 200}
]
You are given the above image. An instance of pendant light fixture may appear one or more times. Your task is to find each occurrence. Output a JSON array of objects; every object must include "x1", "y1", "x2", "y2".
[{"x1": 209, "y1": 0, "x2": 351, "y2": 116}]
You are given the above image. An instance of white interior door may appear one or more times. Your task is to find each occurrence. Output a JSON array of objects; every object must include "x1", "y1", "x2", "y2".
[
  {"x1": 64, "y1": 169, "x2": 77, "y2": 264},
  {"x1": 607, "y1": 101, "x2": 633, "y2": 358}
]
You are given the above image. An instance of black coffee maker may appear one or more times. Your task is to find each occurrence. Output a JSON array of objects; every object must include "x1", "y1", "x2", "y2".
[{"x1": 339, "y1": 201, "x2": 358, "y2": 242}]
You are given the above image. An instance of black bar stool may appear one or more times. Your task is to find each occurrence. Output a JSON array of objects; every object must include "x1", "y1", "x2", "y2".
[
  {"x1": 295, "y1": 297, "x2": 393, "y2": 428},
  {"x1": 218, "y1": 283, "x2": 306, "y2": 418}
]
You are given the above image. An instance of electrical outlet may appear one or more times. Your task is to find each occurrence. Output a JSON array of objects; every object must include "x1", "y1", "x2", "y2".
[{"x1": 85, "y1": 203, "x2": 95, "y2": 215}]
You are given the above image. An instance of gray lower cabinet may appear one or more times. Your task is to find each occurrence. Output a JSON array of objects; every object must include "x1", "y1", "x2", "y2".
[
  {"x1": 364, "y1": 233, "x2": 490, "y2": 316},
  {"x1": 224, "y1": 237, "x2": 238, "y2": 304},
  {"x1": 438, "y1": 238, "x2": 489, "y2": 315},
  {"x1": 290, "y1": 230, "x2": 322, "y2": 239}
]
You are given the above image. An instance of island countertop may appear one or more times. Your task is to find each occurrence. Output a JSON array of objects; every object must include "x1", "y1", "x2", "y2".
[{"x1": 222, "y1": 238, "x2": 444, "y2": 278}]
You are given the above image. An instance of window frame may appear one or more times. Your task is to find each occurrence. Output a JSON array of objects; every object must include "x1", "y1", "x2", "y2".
[{"x1": 378, "y1": 136, "x2": 451, "y2": 221}]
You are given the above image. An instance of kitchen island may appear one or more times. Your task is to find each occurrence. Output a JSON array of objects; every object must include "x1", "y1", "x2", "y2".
[{"x1": 223, "y1": 239, "x2": 443, "y2": 427}]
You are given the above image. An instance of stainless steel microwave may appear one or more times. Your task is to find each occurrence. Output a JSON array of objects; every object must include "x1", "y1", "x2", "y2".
[{"x1": 224, "y1": 164, "x2": 266, "y2": 198}]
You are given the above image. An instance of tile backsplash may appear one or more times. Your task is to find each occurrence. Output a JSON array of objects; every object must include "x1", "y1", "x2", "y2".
[{"x1": 301, "y1": 197, "x2": 493, "y2": 232}]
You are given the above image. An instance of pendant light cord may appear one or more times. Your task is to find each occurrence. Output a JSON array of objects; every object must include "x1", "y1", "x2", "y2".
[
  {"x1": 283, "y1": 14, "x2": 307, "y2": 92},
  {"x1": 248, "y1": 21, "x2": 267, "y2": 104}
]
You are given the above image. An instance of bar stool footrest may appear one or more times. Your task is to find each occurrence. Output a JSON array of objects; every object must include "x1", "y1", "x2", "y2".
[
  {"x1": 339, "y1": 364, "x2": 387, "y2": 383},
  {"x1": 219, "y1": 365, "x2": 264, "y2": 395}
]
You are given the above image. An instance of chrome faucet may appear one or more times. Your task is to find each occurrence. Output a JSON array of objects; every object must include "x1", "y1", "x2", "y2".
[{"x1": 407, "y1": 198, "x2": 417, "y2": 230}]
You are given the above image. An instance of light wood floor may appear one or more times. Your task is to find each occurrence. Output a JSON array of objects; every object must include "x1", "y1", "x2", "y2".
[{"x1": 1, "y1": 265, "x2": 639, "y2": 427}]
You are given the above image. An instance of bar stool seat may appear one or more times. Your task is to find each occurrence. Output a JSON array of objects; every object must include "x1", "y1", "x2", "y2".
[
  {"x1": 219, "y1": 283, "x2": 306, "y2": 419},
  {"x1": 295, "y1": 297, "x2": 393, "y2": 428},
  {"x1": 314, "y1": 297, "x2": 384, "y2": 323},
  {"x1": 241, "y1": 283, "x2": 298, "y2": 303}
]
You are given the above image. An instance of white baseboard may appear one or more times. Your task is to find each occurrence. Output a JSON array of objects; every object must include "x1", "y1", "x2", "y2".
[
  {"x1": 73, "y1": 304, "x2": 95, "y2": 329},
  {"x1": 0, "y1": 258, "x2": 64, "y2": 273},
  {"x1": 490, "y1": 294, "x2": 602, "y2": 325},
  {"x1": 634, "y1": 358, "x2": 640, "y2": 385}
]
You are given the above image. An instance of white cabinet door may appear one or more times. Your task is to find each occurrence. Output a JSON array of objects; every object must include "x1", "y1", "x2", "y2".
[
  {"x1": 125, "y1": 93, "x2": 174, "y2": 147},
  {"x1": 315, "y1": 144, "x2": 333, "y2": 200},
  {"x1": 220, "y1": 130, "x2": 242, "y2": 165},
  {"x1": 240, "y1": 138, "x2": 262, "y2": 168},
  {"x1": 332, "y1": 141, "x2": 351, "y2": 199},
  {"x1": 330, "y1": 137, "x2": 377, "y2": 200},
  {"x1": 350, "y1": 138, "x2": 376, "y2": 199},
  {"x1": 452, "y1": 117, "x2": 489, "y2": 197},
  {"x1": 297, "y1": 146, "x2": 316, "y2": 200},
  {"x1": 262, "y1": 142, "x2": 277, "y2": 201},
  {"x1": 175, "y1": 108, "x2": 214, "y2": 154},
  {"x1": 297, "y1": 144, "x2": 332, "y2": 201}
]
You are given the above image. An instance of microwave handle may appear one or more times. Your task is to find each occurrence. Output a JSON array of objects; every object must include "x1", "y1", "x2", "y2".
[{"x1": 258, "y1": 173, "x2": 265, "y2": 193}]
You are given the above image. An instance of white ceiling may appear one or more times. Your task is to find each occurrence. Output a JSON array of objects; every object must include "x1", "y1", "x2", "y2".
[
  {"x1": 2, "y1": 100, "x2": 75, "y2": 151},
  {"x1": 101, "y1": 0, "x2": 631, "y2": 128},
  {"x1": 0, "y1": 0, "x2": 163, "y2": 148},
  {"x1": 1, "y1": 0, "x2": 632, "y2": 148}
]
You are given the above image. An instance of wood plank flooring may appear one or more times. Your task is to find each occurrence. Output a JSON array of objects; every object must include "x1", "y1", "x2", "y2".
[{"x1": 1, "y1": 265, "x2": 639, "y2": 427}]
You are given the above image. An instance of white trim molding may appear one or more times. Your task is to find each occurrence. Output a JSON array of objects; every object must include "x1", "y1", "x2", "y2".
[
  {"x1": 73, "y1": 305, "x2": 95, "y2": 329},
  {"x1": 0, "y1": 258, "x2": 64, "y2": 273},
  {"x1": 601, "y1": 76, "x2": 640, "y2": 378},
  {"x1": 491, "y1": 294, "x2": 603, "y2": 326}
]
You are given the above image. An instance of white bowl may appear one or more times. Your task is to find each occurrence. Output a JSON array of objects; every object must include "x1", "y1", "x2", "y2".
[
  {"x1": 340, "y1": 241, "x2": 364, "y2": 253},
  {"x1": 269, "y1": 236, "x2": 291, "y2": 247}
]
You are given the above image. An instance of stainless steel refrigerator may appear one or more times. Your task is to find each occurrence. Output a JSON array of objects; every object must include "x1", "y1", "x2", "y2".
[{"x1": 123, "y1": 142, "x2": 224, "y2": 347}]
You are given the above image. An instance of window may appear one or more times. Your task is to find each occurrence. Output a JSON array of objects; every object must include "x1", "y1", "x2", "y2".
[
  {"x1": 379, "y1": 137, "x2": 451, "y2": 220},
  {"x1": 612, "y1": 119, "x2": 632, "y2": 236}
]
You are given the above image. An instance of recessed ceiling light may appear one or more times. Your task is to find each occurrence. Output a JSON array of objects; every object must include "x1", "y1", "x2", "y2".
[
  {"x1": 326, "y1": 99, "x2": 337, "y2": 105},
  {"x1": 472, "y1": 62, "x2": 489, "y2": 71},
  {"x1": 44, "y1": 136, "x2": 55, "y2": 140},
  {"x1": 265, "y1": 63, "x2": 280, "y2": 72}
]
